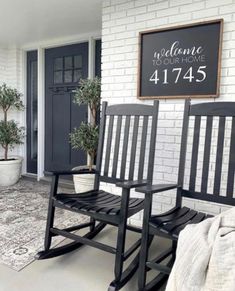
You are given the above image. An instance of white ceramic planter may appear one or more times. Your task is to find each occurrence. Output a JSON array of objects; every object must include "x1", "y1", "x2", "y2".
[
  {"x1": 0, "y1": 156, "x2": 23, "y2": 186},
  {"x1": 73, "y1": 166, "x2": 95, "y2": 193}
]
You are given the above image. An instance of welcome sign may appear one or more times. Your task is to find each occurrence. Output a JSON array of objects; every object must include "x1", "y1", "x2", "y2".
[{"x1": 138, "y1": 19, "x2": 223, "y2": 99}]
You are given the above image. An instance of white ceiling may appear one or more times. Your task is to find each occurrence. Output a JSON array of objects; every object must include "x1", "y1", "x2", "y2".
[{"x1": 0, "y1": 0, "x2": 102, "y2": 47}]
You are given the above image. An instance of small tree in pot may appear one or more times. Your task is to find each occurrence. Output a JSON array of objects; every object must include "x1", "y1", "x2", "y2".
[
  {"x1": 0, "y1": 83, "x2": 25, "y2": 186},
  {"x1": 69, "y1": 77, "x2": 101, "y2": 192}
]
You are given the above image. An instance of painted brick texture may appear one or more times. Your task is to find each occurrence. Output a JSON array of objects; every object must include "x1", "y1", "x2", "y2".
[
  {"x1": 0, "y1": 47, "x2": 24, "y2": 160},
  {"x1": 101, "y1": 0, "x2": 235, "y2": 225}
]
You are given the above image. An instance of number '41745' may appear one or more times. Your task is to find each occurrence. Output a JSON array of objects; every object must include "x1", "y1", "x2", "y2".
[{"x1": 149, "y1": 66, "x2": 207, "y2": 85}]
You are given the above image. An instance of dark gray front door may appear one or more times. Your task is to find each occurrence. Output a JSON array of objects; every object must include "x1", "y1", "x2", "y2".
[{"x1": 45, "y1": 43, "x2": 88, "y2": 172}]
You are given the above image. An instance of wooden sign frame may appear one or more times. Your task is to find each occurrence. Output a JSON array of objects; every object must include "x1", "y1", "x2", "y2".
[{"x1": 137, "y1": 19, "x2": 223, "y2": 100}]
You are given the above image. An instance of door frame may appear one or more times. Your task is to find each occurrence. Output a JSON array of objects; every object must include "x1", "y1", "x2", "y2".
[{"x1": 23, "y1": 32, "x2": 101, "y2": 180}]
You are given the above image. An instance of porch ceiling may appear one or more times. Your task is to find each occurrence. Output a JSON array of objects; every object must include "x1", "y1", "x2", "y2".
[{"x1": 0, "y1": 0, "x2": 102, "y2": 47}]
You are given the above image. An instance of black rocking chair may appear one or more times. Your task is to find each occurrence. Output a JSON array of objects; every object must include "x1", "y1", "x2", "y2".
[
  {"x1": 138, "y1": 100, "x2": 235, "y2": 290},
  {"x1": 37, "y1": 101, "x2": 161, "y2": 290}
]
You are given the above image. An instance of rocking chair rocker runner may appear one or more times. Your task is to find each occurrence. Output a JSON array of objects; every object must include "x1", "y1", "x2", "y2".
[
  {"x1": 37, "y1": 100, "x2": 164, "y2": 290},
  {"x1": 138, "y1": 100, "x2": 235, "y2": 291}
]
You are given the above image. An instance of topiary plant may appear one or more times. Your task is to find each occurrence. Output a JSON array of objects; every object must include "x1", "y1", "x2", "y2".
[
  {"x1": 0, "y1": 83, "x2": 25, "y2": 161},
  {"x1": 69, "y1": 77, "x2": 101, "y2": 171}
]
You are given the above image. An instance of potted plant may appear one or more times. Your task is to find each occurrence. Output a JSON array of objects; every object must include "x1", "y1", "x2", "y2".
[
  {"x1": 69, "y1": 77, "x2": 101, "y2": 193},
  {"x1": 0, "y1": 83, "x2": 25, "y2": 186}
]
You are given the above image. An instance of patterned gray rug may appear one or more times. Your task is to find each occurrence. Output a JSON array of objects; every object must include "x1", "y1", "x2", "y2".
[{"x1": 0, "y1": 179, "x2": 87, "y2": 271}]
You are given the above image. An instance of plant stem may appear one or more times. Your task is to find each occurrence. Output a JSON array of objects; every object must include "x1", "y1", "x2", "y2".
[
  {"x1": 88, "y1": 152, "x2": 95, "y2": 171},
  {"x1": 4, "y1": 145, "x2": 8, "y2": 161},
  {"x1": 4, "y1": 109, "x2": 7, "y2": 160},
  {"x1": 88, "y1": 154, "x2": 92, "y2": 171},
  {"x1": 89, "y1": 104, "x2": 96, "y2": 126},
  {"x1": 4, "y1": 109, "x2": 7, "y2": 123}
]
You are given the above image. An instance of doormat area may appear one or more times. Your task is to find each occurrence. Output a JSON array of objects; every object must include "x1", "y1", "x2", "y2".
[{"x1": 0, "y1": 179, "x2": 88, "y2": 271}]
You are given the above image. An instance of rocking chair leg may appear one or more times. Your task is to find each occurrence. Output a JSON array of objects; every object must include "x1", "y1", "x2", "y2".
[
  {"x1": 138, "y1": 193, "x2": 153, "y2": 291},
  {"x1": 44, "y1": 204, "x2": 55, "y2": 250},
  {"x1": 90, "y1": 217, "x2": 96, "y2": 232},
  {"x1": 108, "y1": 220, "x2": 127, "y2": 291},
  {"x1": 44, "y1": 175, "x2": 58, "y2": 250},
  {"x1": 172, "y1": 240, "x2": 177, "y2": 260},
  {"x1": 115, "y1": 218, "x2": 127, "y2": 280},
  {"x1": 108, "y1": 189, "x2": 129, "y2": 291},
  {"x1": 138, "y1": 235, "x2": 152, "y2": 290}
]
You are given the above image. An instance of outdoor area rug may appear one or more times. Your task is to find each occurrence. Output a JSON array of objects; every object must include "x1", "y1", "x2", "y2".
[{"x1": 0, "y1": 179, "x2": 88, "y2": 271}]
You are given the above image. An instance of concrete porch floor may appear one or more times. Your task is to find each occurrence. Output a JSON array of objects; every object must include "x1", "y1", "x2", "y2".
[{"x1": 0, "y1": 225, "x2": 169, "y2": 291}]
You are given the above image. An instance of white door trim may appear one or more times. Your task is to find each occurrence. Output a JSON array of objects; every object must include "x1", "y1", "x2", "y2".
[{"x1": 37, "y1": 47, "x2": 45, "y2": 180}]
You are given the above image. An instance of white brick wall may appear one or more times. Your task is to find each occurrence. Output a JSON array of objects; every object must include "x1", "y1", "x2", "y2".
[
  {"x1": 0, "y1": 47, "x2": 24, "y2": 160},
  {"x1": 0, "y1": 47, "x2": 8, "y2": 158},
  {"x1": 101, "y1": 0, "x2": 235, "y2": 225},
  {"x1": 0, "y1": 48, "x2": 7, "y2": 84}
]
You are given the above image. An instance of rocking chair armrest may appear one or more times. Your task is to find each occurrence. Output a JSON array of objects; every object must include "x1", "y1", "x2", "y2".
[
  {"x1": 136, "y1": 184, "x2": 178, "y2": 194},
  {"x1": 45, "y1": 169, "x2": 99, "y2": 176},
  {"x1": 116, "y1": 179, "x2": 148, "y2": 189}
]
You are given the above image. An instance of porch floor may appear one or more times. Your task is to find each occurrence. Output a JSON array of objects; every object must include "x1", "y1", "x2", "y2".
[{"x1": 0, "y1": 225, "x2": 168, "y2": 290}]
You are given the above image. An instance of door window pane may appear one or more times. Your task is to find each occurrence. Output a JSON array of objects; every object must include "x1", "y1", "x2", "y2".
[
  {"x1": 74, "y1": 55, "x2": 82, "y2": 68},
  {"x1": 54, "y1": 71, "x2": 63, "y2": 84},
  {"x1": 74, "y1": 69, "x2": 82, "y2": 83},
  {"x1": 64, "y1": 56, "x2": 73, "y2": 70},
  {"x1": 54, "y1": 57, "x2": 63, "y2": 70},
  {"x1": 64, "y1": 70, "x2": 73, "y2": 83},
  {"x1": 53, "y1": 54, "x2": 84, "y2": 84}
]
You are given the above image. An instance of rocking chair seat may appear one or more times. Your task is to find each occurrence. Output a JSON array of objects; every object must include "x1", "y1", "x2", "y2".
[
  {"x1": 55, "y1": 190, "x2": 144, "y2": 218},
  {"x1": 149, "y1": 206, "x2": 213, "y2": 239}
]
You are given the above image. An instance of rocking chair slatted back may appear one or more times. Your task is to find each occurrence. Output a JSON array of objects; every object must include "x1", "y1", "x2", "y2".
[
  {"x1": 177, "y1": 99, "x2": 235, "y2": 207},
  {"x1": 189, "y1": 115, "x2": 201, "y2": 193},
  {"x1": 201, "y1": 116, "x2": 213, "y2": 194},
  {"x1": 128, "y1": 116, "x2": 139, "y2": 181},
  {"x1": 95, "y1": 101, "x2": 159, "y2": 188},
  {"x1": 138, "y1": 116, "x2": 148, "y2": 181},
  {"x1": 120, "y1": 115, "x2": 130, "y2": 180},
  {"x1": 214, "y1": 116, "x2": 226, "y2": 195},
  {"x1": 227, "y1": 117, "x2": 235, "y2": 197},
  {"x1": 112, "y1": 115, "x2": 122, "y2": 178}
]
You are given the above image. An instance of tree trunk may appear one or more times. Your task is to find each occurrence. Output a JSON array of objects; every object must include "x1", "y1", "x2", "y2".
[
  {"x1": 4, "y1": 109, "x2": 7, "y2": 123},
  {"x1": 88, "y1": 155, "x2": 92, "y2": 171},
  {"x1": 4, "y1": 145, "x2": 8, "y2": 161},
  {"x1": 88, "y1": 152, "x2": 95, "y2": 171},
  {"x1": 4, "y1": 110, "x2": 8, "y2": 160},
  {"x1": 89, "y1": 105, "x2": 96, "y2": 127}
]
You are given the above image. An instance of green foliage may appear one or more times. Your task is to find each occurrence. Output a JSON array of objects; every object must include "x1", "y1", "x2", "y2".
[
  {"x1": 70, "y1": 123, "x2": 99, "y2": 158},
  {"x1": 70, "y1": 78, "x2": 101, "y2": 170},
  {"x1": 73, "y1": 77, "x2": 101, "y2": 108},
  {"x1": 0, "y1": 120, "x2": 24, "y2": 150},
  {"x1": 0, "y1": 83, "x2": 24, "y2": 113},
  {"x1": 0, "y1": 84, "x2": 25, "y2": 160},
  {"x1": 73, "y1": 77, "x2": 101, "y2": 124}
]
